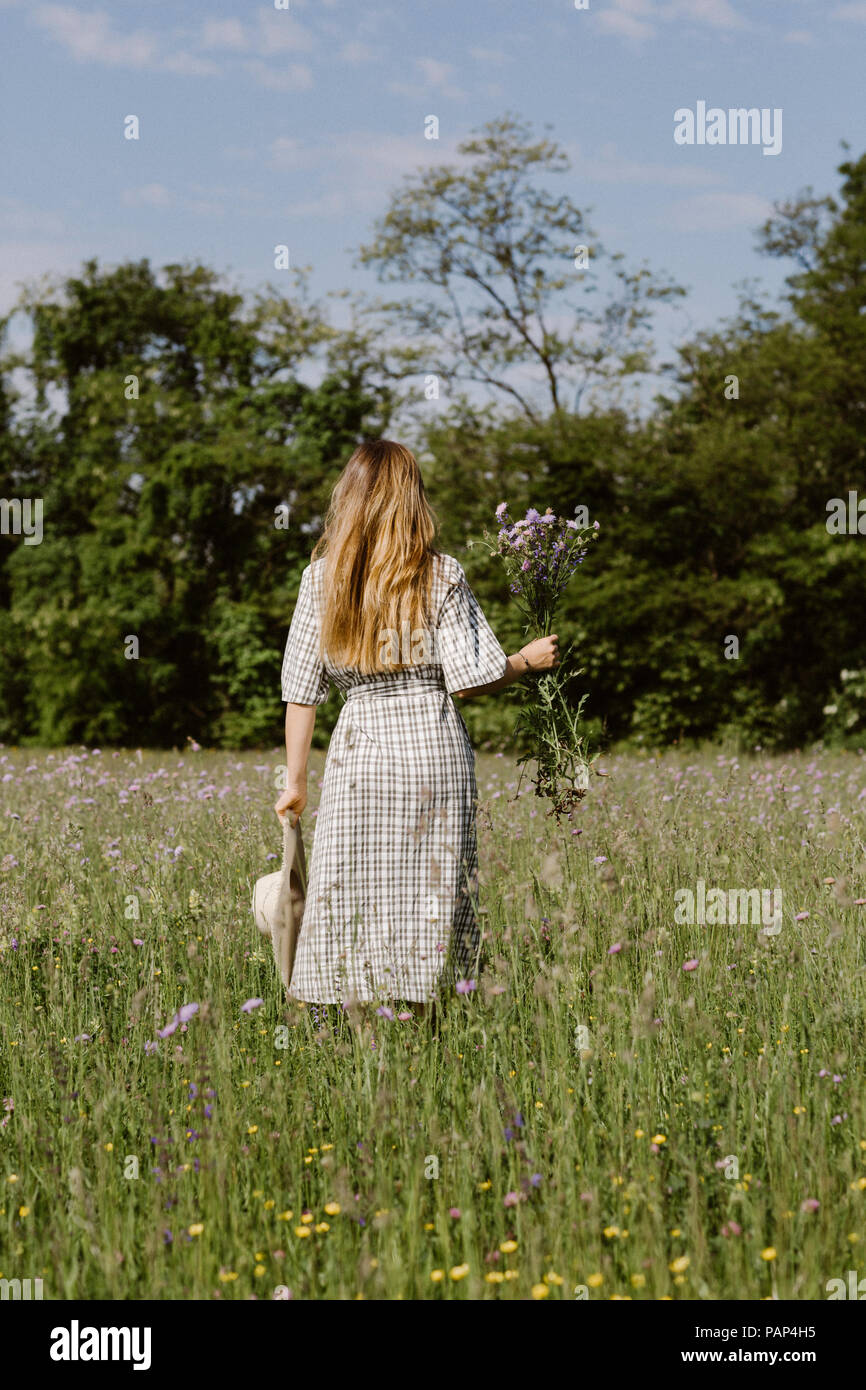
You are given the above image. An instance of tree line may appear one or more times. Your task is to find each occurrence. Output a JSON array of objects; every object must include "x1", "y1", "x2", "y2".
[{"x1": 1, "y1": 115, "x2": 864, "y2": 752}]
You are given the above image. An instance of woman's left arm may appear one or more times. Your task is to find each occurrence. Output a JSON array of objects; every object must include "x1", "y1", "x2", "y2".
[{"x1": 274, "y1": 702, "x2": 316, "y2": 821}]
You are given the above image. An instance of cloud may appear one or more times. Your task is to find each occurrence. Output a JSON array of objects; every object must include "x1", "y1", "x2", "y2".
[
  {"x1": 33, "y1": 5, "x2": 161, "y2": 66},
  {"x1": 832, "y1": 1, "x2": 866, "y2": 20},
  {"x1": 262, "y1": 130, "x2": 465, "y2": 220},
  {"x1": 783, "y1": 29, "x2": 814, "y2": 44},
  {"x1": 597, "y1": 0, "x2": 751, "y2": 41},
  {"x1": 242, "y1": 59, "x2": 314, "y2": 91},
  {"x1": 29, "y1": 4, "x2": 314, "y2": 80},
  {"x1": 121, "y1": 184, "x2": 174, "y2": 208},
  {"x1": 664, "y1": 190, "x2": 773, "y2": 233},
  {"x1": 388, "y1": 56, "x2": 465, "y2": 100},
  {"x1": 201, "y1": 18, "x2": 249, "y2": 51},
  {"x1": 469, "y1": 46, "x2": 511, "y2": 65},
  {"x1": 566, "y1": 140, "x2": 720, "y2": 189}
]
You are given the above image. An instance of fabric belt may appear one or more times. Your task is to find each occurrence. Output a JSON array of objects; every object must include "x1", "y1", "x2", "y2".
[{"x1": 343, "y1": 677, "x2": 447, "y2": 701}]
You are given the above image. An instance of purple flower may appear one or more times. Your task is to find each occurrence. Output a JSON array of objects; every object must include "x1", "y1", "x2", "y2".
[
  {"x1": 144, "y1": 1040, "x2": 158, "y2": 1055},
  {"x1": 157, "y1": 1020, "x2": 178, "y2": 1039},
  {"x1": 456, "y1": 979, "x2": 476, "y2": 994},
  {"x1": 375, "y1": 1006, "x2": 394, "y2": 1020},
  {"x1": 495, "y1": 502, "x2": 508, "y2": 520},
  {"x1": 241, "y1": 998, "x2": 264, "y2": 1013},
  {"x1": 177, "y1": 1003, "x2": 199, "y2": 1023},
  {"x1": 682, "y1": 958, "x2": 700, "y2": 973},
  {"x1": 524, "y1": 508, "x2": 541, "y2": 523}
]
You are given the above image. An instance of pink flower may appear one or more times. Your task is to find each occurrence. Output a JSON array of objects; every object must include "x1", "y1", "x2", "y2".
[
  {"x1": 456, "y1": 979, "x2": 476, "y2": 994},
  {"x1": 682, "y1": 958, "x2": 699, "y2": 972},
  {"x1": 800, "y1": 1198, "x2": 820, "y2": 1213},
  {"x1": 795, "y1": 911, "x2": 809, "y2": 921},
  {"x1": 608, "y1": 942, "x2": 622, "y2": 955},
  {"x1": 504, "y1": 1192, "x2": 520, "y2": 1208},
  {"x1": 241, "y1": 998, "x2": 263, "y2": 1013}
]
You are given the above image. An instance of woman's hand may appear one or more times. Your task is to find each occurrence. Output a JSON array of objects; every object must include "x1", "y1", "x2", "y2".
[
  {"x1": 274, "y1": 778, "x2": 307, "y2": 823},
  {"x1": 519, "y1": 634, "x2": 560, "y2": 670}
]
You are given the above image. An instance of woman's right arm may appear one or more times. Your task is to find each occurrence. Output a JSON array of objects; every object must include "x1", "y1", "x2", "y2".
[
  {"x1": 454, "y1": 634, "x2": 559, "y2": 701},
  {"x1": 274, "y1": 701, "x2": 316, "y2": 820}
]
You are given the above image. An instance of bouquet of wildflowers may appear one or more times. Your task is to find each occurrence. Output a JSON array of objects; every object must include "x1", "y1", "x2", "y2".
[{"x1": 487, "y1": 504, "x2": 600, "y2": 819}]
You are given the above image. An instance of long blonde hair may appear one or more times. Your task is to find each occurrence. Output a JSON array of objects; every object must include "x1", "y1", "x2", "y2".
[{"x1": 312, "y1": 440, "x2": 438, "y2": 672}]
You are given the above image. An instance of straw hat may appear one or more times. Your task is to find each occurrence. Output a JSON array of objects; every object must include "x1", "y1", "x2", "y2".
[{"x1": 252, "y1": 813, "x2": 307, "y2": 991}]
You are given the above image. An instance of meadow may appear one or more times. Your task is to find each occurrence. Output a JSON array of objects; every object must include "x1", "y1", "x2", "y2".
[{"x1": 0, "y1": 742, "x2": 864, "y2": 1301}]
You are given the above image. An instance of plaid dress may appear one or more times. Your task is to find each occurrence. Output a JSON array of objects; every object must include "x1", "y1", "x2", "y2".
[{"x1": 280, "y1": 552, "x2": 508, "y2": 1003}]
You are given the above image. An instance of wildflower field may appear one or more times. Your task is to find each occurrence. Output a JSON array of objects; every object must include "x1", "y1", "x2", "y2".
[{"x1": 1, "y1": 744, "x2": 864, "y2": 1301}]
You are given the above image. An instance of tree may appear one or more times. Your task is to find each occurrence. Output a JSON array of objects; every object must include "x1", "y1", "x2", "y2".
[{"x1": 358, "y1": 113, "x2": 685, "y2": 422}]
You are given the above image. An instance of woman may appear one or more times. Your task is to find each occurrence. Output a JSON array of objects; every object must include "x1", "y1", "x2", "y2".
[{"x1": 274, "y1": 439, "x2": 558, "y2": 1006}]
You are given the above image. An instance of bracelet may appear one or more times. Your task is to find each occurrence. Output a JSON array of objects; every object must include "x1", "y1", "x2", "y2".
[{"x1": 518, "y1": 651, "x2": 532, "y2": 670}]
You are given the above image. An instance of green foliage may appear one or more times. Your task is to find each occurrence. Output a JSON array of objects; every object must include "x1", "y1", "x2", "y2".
[{"x1": 1, "y1": 139, "x2": 865, "y2": 750}]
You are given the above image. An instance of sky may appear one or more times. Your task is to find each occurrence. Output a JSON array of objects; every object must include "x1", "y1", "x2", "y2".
[{"x1": 2, "y1": 0, "x2": 865, "y2": 409}]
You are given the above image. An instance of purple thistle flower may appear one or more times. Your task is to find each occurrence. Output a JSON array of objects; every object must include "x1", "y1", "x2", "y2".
[{"x1": 241, "y1": 997, "x2": 264, "y2": 1013}]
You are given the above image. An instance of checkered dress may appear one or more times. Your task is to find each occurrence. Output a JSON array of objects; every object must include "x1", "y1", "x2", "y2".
[{"x1": 279, "y1": 552, "x2": 508, "y2": 1003}]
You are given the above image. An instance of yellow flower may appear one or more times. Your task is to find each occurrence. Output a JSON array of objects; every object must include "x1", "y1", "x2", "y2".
[
  {"x1": 634, "y1": 1129, "x2": 645, "y2": 1138},
  {"x1": 324, "y1": 1202, "x2": 341, "y2": 1216},
  {"x1": 6, "y1": 1175, "x2": 18, "y2": 1184},
  {"x1": 188, "y1": 1223, "x2": 204, "y2": 1237},
  {"x1": 449, "y1": 1263, "x2": 470, "y2": 1281},
  {"x1": 315, "y1": 1223, "x2": 330, "y2": 1234},
  {"x1": 485, "y1": 1271, "x2": 504, "y2": 1284},
  {"x1": 477, "y1": 1180, "x2": 492, "y2": 1191},
  {"x1": 761, "y1": 1248, "x2": 777, "y2": 1262},
  {"x1": 254, "y1": 1265, "x2": 266, "y2": 1277},
  {"x1": 294, "y1": 1226, "x2": 312, "y2": 1238},
  {"x1": 545, "y1": 1272, "x2": 564, "y2": 1286},
  {"x1": 104, "y1": 1143, "x2": 113, "y2": 1152},
  {"x1": 531, "y1": 1284, "x2": 549, "y2": 1299},
  {"x1": 630, "y1": 1273, "x2": 646, "y2": 1289},
  {"x1": 603, "y1": 1226, "x2": 620, "y2": 1239},
  {"x1": 423, "y1": 1222, "x2": 435, "y2": 1231},
  {"x1": 264, "y1": 1200, "x2": 275, "y2": 1210},
  {"x1": 669, "y1": 1228, "x2": 681, "y2": 1237},
  {"x1": 504, "y1": 1269, "x2": 519, "y2": 1281},
  {"x1": 669, "y1": 1256, "x2": 690, "y2": 1274},
  {"x1": 499, "y1": 1240, "x2": 518, "y2": 1253},
  {"x1": 18, "y1": 1206, "x2": 30, "y2": 1218},
  {"x1": 430, "y1": 1269, "x2": 444, "y2": 1282},
  {"x1": 247, "y1": 1125, "x2": 258, "y2": 1135},
  {"x1": 218, "y1": 1270, "x2": 238, "y2": 1282},
  {"x1": 651, "y1": 1134, "x2": 666, "y2": 1145},
  {"x1": 587, "y1": 1272, "x2": 604, "y2": 1288},
  {"x1": 277, "y1": 1210, "x2": 293, "y2": 1221}
]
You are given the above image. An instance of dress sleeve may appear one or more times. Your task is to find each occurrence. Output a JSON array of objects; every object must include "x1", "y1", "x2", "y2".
[
  {"x1": 280, "y1": 566, "x2": 331, "y2": 705},
  {"x1": 435, "y1": 565, "x2": 509, "y2": 695}
]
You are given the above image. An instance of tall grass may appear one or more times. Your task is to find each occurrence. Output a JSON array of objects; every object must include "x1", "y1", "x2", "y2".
[{"x1": 0, "y1": 744, "x2": 864, "y2": 1299}]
